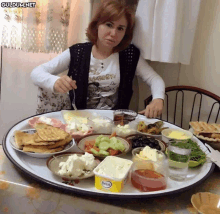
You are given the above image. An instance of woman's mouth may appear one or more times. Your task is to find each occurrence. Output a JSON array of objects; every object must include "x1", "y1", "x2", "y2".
[{"x1": 106, "y1": 39, "x2": 115, "y2": 43}]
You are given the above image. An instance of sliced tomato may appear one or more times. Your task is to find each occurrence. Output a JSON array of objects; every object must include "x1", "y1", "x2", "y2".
[
  {"x1": 107, "y1": 148, "x2": 120, "y2": 156},
  {"x1": 93, "y1": 146, "x2": 100, "y2": 152},
  {"x1": 84, "y1": 148, "x2": 92, "y2": 153}
]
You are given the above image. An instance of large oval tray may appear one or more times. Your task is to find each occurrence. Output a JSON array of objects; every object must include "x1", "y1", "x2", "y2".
[{"x1": 2, "y1": 110, "x2": 215, "y2": 199}]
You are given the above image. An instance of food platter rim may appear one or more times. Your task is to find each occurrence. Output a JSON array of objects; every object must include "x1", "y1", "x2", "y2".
[{"x1": 1, "y1": 110, "x2": 215, "y2": 199}]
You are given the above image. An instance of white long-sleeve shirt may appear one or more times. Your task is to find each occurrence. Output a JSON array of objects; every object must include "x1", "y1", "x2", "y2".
[{"x1": 31, "y1": 48, "x2": 165, "y2": 109}]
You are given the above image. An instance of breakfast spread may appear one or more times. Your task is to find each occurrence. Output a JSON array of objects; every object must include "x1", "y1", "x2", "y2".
[
  {"x1": 137, "y1": 121, "x2": 168, "y2": 135},
  {"x1": 9, "y1": 110, "x2": 211, "y2": 195}
]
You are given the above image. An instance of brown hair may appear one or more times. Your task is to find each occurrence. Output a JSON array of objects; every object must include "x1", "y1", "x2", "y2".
[{"x1": 86, "y1": 0, "x2": 135, "y2": 52}]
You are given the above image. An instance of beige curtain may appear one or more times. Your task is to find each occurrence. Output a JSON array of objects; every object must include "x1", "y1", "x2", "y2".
[
  {"x1": 68, "y1": 0, "x2": 92, "y2": 45},
  {"x1": 1, "y1": 0, "x2": 72, "y2": 53},
  {"x1": 133, "y1": 0, "x2": 201, "y2": 64}
]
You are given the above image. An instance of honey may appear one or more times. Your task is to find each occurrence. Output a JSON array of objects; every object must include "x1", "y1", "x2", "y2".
[{"x1": 131, "y1": 169, "x2": 167, "y2": 192}]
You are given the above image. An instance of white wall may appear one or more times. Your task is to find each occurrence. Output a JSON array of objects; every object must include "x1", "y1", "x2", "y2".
[
  {"x1": 179, "y1": 0, "x2": 220, "y2": 94},
  {"x1": 0, "y1": 49, "x2": 57, "y2": 142}
]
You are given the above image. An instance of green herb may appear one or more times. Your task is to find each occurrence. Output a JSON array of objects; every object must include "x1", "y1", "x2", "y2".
[
  {"x1": 170, "y1": 139, "x2": 206, "y2": 163},
  {"x1": 168, "y1": 150, "x2": 190, "y2": 163}
]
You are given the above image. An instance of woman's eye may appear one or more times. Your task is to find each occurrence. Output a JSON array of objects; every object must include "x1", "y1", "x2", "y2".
[
  {"x1": 106, "y1": 23, "x2": 112, "y2": 27},
  {"x1": 118, "y1": 27, "x2": 125, "y2": 31}
]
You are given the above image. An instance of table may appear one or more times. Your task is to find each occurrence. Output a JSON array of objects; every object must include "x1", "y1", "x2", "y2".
[
  {"x1": 1, "y1": 110, "x2": 219, "y2": 214},
  {"x1": 0, "y1": 146, "x2": 219, "y2": 214}
]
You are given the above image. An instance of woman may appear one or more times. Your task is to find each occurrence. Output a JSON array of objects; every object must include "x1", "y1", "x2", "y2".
[{"x1": 31, "y1": 0, "x2": 165, "y2": 118}]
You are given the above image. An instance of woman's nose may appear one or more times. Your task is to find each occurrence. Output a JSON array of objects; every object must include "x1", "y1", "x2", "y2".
[{"x1": 110, "y1": 28, "x2": 117, "y2": 37}]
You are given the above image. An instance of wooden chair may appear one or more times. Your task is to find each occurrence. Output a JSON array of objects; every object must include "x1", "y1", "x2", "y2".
[{"x1": 144, "y1": 86, "x2": 220, "y2": 129}]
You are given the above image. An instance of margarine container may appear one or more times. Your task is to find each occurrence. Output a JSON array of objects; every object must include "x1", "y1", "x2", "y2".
[{"x1": 93, "y1": 156, "x2": 133, "y2": 192}]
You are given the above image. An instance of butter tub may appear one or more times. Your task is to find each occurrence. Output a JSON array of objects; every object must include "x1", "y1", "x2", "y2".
[{"x1": 93, "y1": 156, "x2": 133, "y2": 192}]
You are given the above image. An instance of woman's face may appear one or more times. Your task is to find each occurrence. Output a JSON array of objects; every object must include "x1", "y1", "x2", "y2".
[{"x1": 97, "y1": 15, "x2": 127, "y2": 50}]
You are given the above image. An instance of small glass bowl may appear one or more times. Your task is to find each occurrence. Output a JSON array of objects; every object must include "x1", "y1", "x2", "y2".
[
  {"x1": 161, "y1": 128, "x2": 193, "y2": 144},
  {"x1": 130, "y1": 159, "x2": 168, "y2": 192},
  {"x1": 112, "y1": 120, "x2": 137, "y2": 137},
  {"x1": 132, "y1": 147, "x2": 166, "y2": 163},
  {"x1": 88, "y1": 116, "x2": 113, "y2": 134},
  {"x1": 113, "y1": 109, "x2": 138, "y2": 122}
]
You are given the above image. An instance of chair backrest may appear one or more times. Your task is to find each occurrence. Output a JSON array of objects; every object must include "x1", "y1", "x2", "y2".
[{"x1": 144, "y1": 85, "x2": 220, "y2": 129}]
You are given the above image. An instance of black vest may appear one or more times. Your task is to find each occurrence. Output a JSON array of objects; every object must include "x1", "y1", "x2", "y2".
[{"x1": 68, "y1": 42, "x2": 140, "y2": 110}]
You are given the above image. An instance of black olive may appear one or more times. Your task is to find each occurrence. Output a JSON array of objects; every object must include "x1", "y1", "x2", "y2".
[
  {"x1": 156, "y1": 145, "x2": 161, "y2": 150},
  {"x1": 149, "y1": 138, "x2": 153, "y2": 142},
  {"x1": 148, "y1": 143, "x2": 154, "y2": 148}
]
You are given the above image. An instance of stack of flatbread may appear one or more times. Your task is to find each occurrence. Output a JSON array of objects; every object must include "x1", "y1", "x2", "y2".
[
  {"x1": 190, "y1": 121, "x2": 220, "y2": 143},
  {"x1": 14, "y1": 123, "x2": 72, "y2": 153}
]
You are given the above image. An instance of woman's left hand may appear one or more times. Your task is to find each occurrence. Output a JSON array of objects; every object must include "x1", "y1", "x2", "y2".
[{"x1": 138, "y1": 98, "x2": 164, "y2": 118}]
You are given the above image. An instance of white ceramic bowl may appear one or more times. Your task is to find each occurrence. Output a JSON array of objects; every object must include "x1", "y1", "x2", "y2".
[
  {"x1": 161, "y1": 128, "x2": 193, "y2": 144},
  {"x1": 77, "y1": 134, "x2": 132, "y2": 159},
  {"x1": 47, "y1": 152, "x2": 100, "y2": 180}
]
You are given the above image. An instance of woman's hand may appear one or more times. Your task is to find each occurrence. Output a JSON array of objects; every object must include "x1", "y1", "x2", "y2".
[
  {"x1": 139, "y1": 98, "x2": 164, "y2": 118},
  {"x1": 54, "y1": 75, "x2": 77, "y2": 93}
]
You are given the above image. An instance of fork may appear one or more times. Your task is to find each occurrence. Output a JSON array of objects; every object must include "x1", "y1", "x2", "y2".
[
  {"x1": 67, "y1": 90, "x2": 77, "y2": 110},
  {"x1": 71, "y1": 89, "x2": 77, "y2": 110}
]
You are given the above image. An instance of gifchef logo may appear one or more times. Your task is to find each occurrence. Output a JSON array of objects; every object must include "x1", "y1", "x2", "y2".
[{"x1": 101, "y1": 181, "x2": 112, "y2": 189}]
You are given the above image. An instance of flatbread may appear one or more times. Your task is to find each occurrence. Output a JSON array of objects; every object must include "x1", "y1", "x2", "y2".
[
  {"x1": 190, "y1": 121, "x2": 220, "y2": 133},
  {"x1": 14, "y1": 131, "x2": 32, "y2": 149},
  {"x1": 14, "y1": 131, "x2": 56, "y2": 147},
  {"x1": 46, "y1": 135, "x2": 72, "y2": 149},
  {"x1": 190, "y1": 121, "x2": 220, "y2": 142},
  {"x1": 36, "y1": 124, "x2": 69, "y2": 141},
  {"x1": 14, "y1": 123, "x2": 71, "y2": 154},
  {"x1": 23, "y1": 145, "x2": 64, "y2": 153},
  {"x1": 34, "y1": 132, "x2": 44, "y2": 142}
]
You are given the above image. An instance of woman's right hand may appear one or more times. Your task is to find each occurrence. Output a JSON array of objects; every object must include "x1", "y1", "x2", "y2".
[{"x1": 54, "y1": 75, "x2": 77, "y2": 93}]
